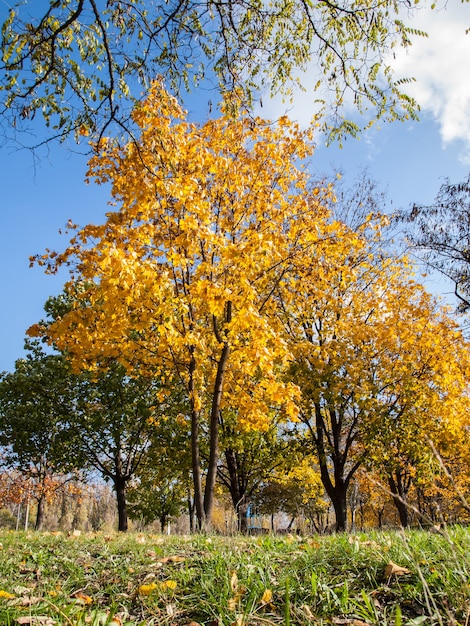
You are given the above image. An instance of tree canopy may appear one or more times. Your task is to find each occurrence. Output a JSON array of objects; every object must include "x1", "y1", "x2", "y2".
[
  {"x1": 0, "y1": 341, "x2": 80, "y2": 529},
  {"x1": 29, "y1": 84, "x2": 470, "y2": 531},
  {"x1": 0, "y1": 0, "x2": 424, "y2": 147},
  {"x1": 403, "y1": 174, "x2": 470, "y2": 312},
  {"x1": 30, "y1": 82, "x2": 336, "y2": 527}
]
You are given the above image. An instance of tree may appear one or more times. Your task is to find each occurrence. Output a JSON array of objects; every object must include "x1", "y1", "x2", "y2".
[
  {"x1": 217, "y1": 414, "x2": 293, "y2": 532},
  {"x1": 254, "y1": 456, "x2": 328, "y2": 532},
  {"x1": 30, "y1": 82, "x2": 347, "y2": 529},
  {"x1": 0, "y1": 341, "x2": 80, "y2": 529},
  {"x1": 73, "y1": 361, "x2": 169, "y2": 532},
  {"x1": 0, "y1": 0, "x2": 422, "y2": 148},
  {"x1": 32, "y1": 293, "x2": 188, "y2": 532},
  {"x1": 128, "y1": 410, "x2": 192, "y2": 532},
  {"x1": 279, "y1": 184, "x2": 470, "y2": 531},
  {"x1": 364, "y1": 308, "x2": 470, "y2": 527},
  {"x1": 402, "y1": 174, "x2": 470, "y2": 312}
]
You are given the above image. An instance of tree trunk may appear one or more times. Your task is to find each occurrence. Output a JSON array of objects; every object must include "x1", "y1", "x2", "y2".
[
  {"x1": 330, "y1": 489, "x2": 348, "y2": 532},
  {"x1": 204, "y1": 337, "x2": 230, "y2": 526},
  {"x1": 237, "y1": 500, "x2": 249, "y2": 533},
  {"x1": 191, "y1": 405, "x2": 205, "y2": 530},
  {"x1": 377, "y1": 508, "x2": 384, "y2": 529},
  {"x1": 223, "y1": 446, "x2": 249, "y2": 533},
  {"x1": 189, "y1": 353, "x2": 205, "y2": 530},
  {"x1": 115, "y1": 477, "x2": 128, "y2": 532},
  {"x1": 388, "y1": 474, "x2": 410, "y2": 528},
  {"x1": 35, "y1": 494, "x2": 46, "y2": 530},
  {"x1": 312, "y1": 403, "x2": 350, "y2": 532},
  {"x1": 187, "y1": 487, "x2": 195, "y2": 533}
]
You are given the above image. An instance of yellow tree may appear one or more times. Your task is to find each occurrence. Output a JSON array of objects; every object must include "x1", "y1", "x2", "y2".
[
  {"x1": 255, "y1": 456, "x2": 328, "y2": 533},
  {"x1": 32, "y1": 81, "x2": 350, "y2": 529},
  {"x1": 278, "y1": 206, "x2": 470, "y2": 531},
  {"x1": 364, "y1": 301, "x2": 470, "y2": 527}
]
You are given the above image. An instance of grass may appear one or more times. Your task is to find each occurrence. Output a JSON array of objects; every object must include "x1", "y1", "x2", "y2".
[{"x1": 0, "y1": 527, "x2": 469, "y2": 625}]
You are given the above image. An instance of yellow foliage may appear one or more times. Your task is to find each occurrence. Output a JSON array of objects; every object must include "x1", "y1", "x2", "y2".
[
  {"x1": 31, "y1": 80, "x2": 340, "y2": 435},
  {"x1": 31, "y1": 81, "x2": 470, "y2": 523}
]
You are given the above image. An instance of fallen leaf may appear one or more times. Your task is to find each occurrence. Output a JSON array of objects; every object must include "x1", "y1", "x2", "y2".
[
  {"x1": 72, "y1": 591, "x2": 93, "y2": 605},
  {"x1": 16, "y1": 618, "x2": 55, "y2": 625},
  {"x1": 384, "y1": 561, "x2": 411, "y2": 577},
  {"x1": 260, "y1": 589, "x2": 273, "y2": 604},
  {"x1": 13, "y1": 586, "x2": 33, "y2": 595},
  {"x1": 230, "y1": 571, "x2": 238, "y2": 593},
  {"x1": 162, "y1": 579, "x2": 177, "y2": 591},
  {"x1": 0, "y1": 590, "x2": 15, "y2": 600},
  {"x1": 333, "y1": 617, "x2": 371, "y2": 626},
  {"x1": 19, "y1": 596, "x2": 42, "y2": 606},
  {"x1": 138, "y1": 582, "x2": 158, "y2": 596},
  {"x1": 158, "y1": 555, "x2": 186, "y2": 564}
]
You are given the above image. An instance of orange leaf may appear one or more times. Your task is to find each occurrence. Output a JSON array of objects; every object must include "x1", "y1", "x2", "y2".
[
  {"x1": 72, "y1": 591, "x2": 93, "y2": 605},
  {"x1": 384, "y1": 561, "x2": 411, "y2": 577}
]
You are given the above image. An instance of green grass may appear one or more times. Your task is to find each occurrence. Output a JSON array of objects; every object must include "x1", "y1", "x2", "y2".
[{"x1": 0, "y1": 528, "x2": 469, "y2": 625}]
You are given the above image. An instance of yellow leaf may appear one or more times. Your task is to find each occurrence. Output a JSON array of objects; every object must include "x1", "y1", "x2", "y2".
[
  {"x1": 260, "y1": 588, "x2": 273, "y2": 604},
  {"x1": 72, "y1": 591, "x2": 93, "y2": 604},
  {"x1": 72, "y1": 591, "x2": 93, "y2": 605},
  {"x1": 0, "y1": 590, "x2": 15, "y2": 599},
  {"x1": 138, "y1": 582, "x2": 158, "y2": 596},
  {"x1": 168, "y1": 555, "x2": 185, "y2": 563},
  {"x1": 158, "y1": 555, "x2": 185, "y2": 564},
  {"x1": 162, "y1": 579, "x2": 177, "y2": 590},
  {"x1": 230, "y1": 571, "x2": 239, "y2": 593}
]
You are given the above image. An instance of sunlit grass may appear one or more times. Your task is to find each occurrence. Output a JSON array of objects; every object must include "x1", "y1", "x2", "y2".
[{"x1": 0, "y1": 528, "x2": 469, "y2": 625}]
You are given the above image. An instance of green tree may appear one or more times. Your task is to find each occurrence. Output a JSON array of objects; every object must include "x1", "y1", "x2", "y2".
[
  {"x1": 127, "y1": 417, "x2": 192, "y2": 532},
  {"x1": 0, "y1": 341, "x2": 80, "y2": 529},
  {"x1": 217, "y1": 414, "x2": 293, "y2": 532},
  {"x1": 31, "y1": 294, "x2": 179, "y2": 532},
  {"x1": 0, "y1": 0, "x2": 423, "y2": 147},
  {"x1": 124, "y1": 393, "x2": 193, "y2": 533},
  {"x1": 73, "y1": 360, "x2": 168, "y2": 532}
]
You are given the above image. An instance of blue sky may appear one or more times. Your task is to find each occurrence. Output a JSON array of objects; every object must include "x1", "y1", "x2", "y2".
[{"x1": 1, "y1": 1, "x2": 469, "y2": 373}]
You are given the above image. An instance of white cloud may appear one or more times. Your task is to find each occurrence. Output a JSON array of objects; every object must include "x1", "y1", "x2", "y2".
[
  {"x1": 391, "y1": 2, "x2": 470, "y2": 161},
  {"x1": 257, "y1": 2, "x2": 470, "y2": 161}
]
